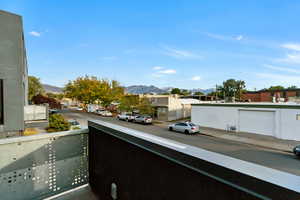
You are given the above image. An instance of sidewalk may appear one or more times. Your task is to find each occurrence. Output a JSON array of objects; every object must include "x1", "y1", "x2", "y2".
[{"x1": 153, "y1": 120, "x2": 299, "y2": 152}]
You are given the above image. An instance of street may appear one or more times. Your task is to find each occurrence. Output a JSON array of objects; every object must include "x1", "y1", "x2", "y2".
[{"x1": 62, "y1": 110, "x2": 300, "y2": 176}]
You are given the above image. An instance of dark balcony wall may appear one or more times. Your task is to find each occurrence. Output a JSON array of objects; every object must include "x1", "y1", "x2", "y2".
[{"x1": 88, "y1": 121, "x2": 300, "y2": 200}]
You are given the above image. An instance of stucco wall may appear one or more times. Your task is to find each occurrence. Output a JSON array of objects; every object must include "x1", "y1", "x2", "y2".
[
  {"x1": 191, "y1": 105, "x2": 300, "y2": 141},
  {"x1": 192, "y1": 106, "x2": 238, "y2": 130},
  {"x1": 0, "y1": 10, "x2": 26, "y2": 133},
  {"x1": 280, "y1": 109, "x2": 300, "y2": 140}
]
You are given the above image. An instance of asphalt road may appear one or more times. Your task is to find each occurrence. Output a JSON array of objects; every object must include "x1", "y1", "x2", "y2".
[{"x1": 62, "y1": 110, "x2": 300, "y2": 176}]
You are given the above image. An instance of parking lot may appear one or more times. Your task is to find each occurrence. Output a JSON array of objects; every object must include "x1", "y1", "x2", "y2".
[{"x1": 62, "y1": 109, "x2": 300, "y2": 176}]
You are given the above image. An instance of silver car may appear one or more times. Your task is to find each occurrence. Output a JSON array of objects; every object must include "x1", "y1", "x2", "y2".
[
  {"x1": 168, "y1": 122, "x2": 199, "y2": 134},
  {"x1": 117, "y1": 113, "x2": 135, "y2": 121},
  {"x1": 133, "y1": 115, "x2": 153, "y2": 124}
]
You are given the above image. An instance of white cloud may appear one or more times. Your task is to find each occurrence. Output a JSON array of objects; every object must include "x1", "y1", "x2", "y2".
[
  {"x1": 158, "y1": 69, "x2": 176, "y2": 74},
  {"x1": 191, "y1": 76, "x2": 201, "y2": 81},
  {"x1": 163, "y1": 46, "x2": 202, "y2": 60},
  {"x1": 281, "y1": 43, "x2": 300, "y2": 51},
  {"x1": 276, "y1": 53, "x2": 300, "y2": 64},
  {"x1": 263, "y1": 64, "x2": 300, "y2": 74},
  {"x1": 29, "y1": 31, "x2": 41, "y2": 37},
  {"x1": 204, "y1": 32, "x2": 244, "y2": 41},
  {"x1": 235, "y1": 35, "x2": 243, "y2": 41},
  {"x1": 153, "y1": 66, "x2": 163, "y2": 70}
]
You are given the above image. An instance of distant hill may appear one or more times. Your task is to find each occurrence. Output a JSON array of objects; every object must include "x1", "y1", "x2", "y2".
[
  {"x1": 125, "y1": 85, "x2": 166, "y2": 94},
  {"x1": 189, "y1": 88, "x2": 215, "y2": 95},
  {"x1": 125, "y1": 85, "x2": 214, "y2": 95},
  {"x1": 42, "y1": 83, "x2": 214, "y2": 95},
  {"x1": 43, "y1": 84, "x2": 63, "y2": 94}
]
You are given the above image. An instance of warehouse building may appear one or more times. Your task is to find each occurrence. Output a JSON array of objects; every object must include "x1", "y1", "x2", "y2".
[{"x1": 191, "y1": 103, "x2": 300, "y2": 141}]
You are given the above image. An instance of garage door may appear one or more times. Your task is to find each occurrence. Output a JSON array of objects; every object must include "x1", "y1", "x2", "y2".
[{"x1": 239, "y1": 110, "x2": 275, "y2": 136}]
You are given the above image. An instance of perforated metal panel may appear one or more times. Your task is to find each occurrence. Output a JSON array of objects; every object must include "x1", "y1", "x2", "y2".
[{"x1": 0, "y1": 129, "x2": 89, "y2": 200}]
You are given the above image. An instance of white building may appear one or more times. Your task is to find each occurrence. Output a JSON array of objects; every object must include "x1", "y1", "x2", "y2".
[
  {"x1": 142, "y1": 94, "x2": 200, "y2": 121},
  {"x1": 191, "y1": 103, "x2": 300, "y2": 141}
]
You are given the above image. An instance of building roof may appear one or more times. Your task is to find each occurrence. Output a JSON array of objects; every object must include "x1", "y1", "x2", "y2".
[
  {"x1": 245, "y1": 88, "x2": 300, "y2": 94},
  {"x1": 191, "y1": 103, "x2": 300, "y2": 109},
  {"x1": 179, "y1": 98, "x2": 201, "y2": 105}
]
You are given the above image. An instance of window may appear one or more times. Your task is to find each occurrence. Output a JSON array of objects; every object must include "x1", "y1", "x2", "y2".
[
  {"x1": 296, "y1": 114, "x2": 300, "y2": 121},
  {"x1": 0, "y1": 79, "x2": 3, "y2": 125},
  {"x1": 177, "y1": 123, "x2": 187, "y2": 126}
]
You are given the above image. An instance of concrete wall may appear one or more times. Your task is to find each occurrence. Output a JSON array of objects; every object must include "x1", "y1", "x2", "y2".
[
  {"x1": 167, "y1": 96, "x2": 184, "y2": 121},
  {"x1": 0, "y1": 10, "x2": 27, "y2": 135},
  {"x1": 191, "y1": 104, "x2": 300, "y2": 141},
  {"x1": 24, "y1": 105, "x2": 47, "y2": 121}
]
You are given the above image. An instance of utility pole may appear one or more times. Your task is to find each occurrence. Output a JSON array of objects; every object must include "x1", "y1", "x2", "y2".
[{"x1": 215, "y1": 84, "x2": 218, "y2": 102}]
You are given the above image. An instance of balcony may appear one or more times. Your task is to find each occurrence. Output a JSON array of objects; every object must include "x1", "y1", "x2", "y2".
[{"x1": 0, "y1": 120, "x2": 299, "y2": 200}]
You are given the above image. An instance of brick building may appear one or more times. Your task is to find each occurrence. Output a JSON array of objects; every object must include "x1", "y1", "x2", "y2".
[{"x1": 242, "y1": 89, "x2": 300, "y2": 102}]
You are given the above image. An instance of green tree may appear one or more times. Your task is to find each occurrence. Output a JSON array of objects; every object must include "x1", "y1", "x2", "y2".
[
  {"x1": 118, "y1": 95, "x2": 139, "y2": 112},
  {"x1": 64, "y1": 76, "x2": 102, "y2": 105},
  {"x1": 287, "y1": 85, "x2": 297, "y2": 89},
  {"x1": 218, "y1": 79, "x2": 246, "y2": 101},
  {"x1": 47, "y1": 114, "x2": 70, "y2": 132},
  {"x1": 180, "y1": 89, "x2": 191, "y2": 96},
  {"x1": 100, "y1": 79, "x2": 125, "y2": 107},
  {"x1": 171, "y1": 88, "x2": 181, "y2": 94},
  {"x1": 46, "y1": 92, "x2": 64, "y2": 100},
  {"x1": 137, "y1": 97, "x2": 154, "y2": 115},
  {"x1": 64, "y1": 76, "x2": 124, "y2": 107},
  {"x1": 28, "y1": 76, "x2": 44, "y2": 101},
  {"x1": 194, "y1": 91, "x2": 204, "y2": 95},
  {"x1": 268, "y1": 85, "x2": 285, "y2": 91}
]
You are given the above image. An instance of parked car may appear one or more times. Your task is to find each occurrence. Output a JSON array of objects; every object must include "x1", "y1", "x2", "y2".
[
  {"x1": 76, "y1": 107, "x2": 83, "y2": 111},
  {"x1": 49, "y1": 109, "x2": 59, "y2": 114},
  {"x1": 95, "y1": 109, "x2": 105, "y2": 115},
  {"x1": 101, "y1": 110, "x2": 113, "y2": 117},
  {"x1": 117, "y1": 113, "x2": 135, "y2": 121},
  {"x1": 168, "y1": 122, "x2": 199, "y2": 134},
  {"x1": 68, "y1": 119, "x2": 81, "y2": 130},
  {"x1": 133, "y1": 115, "x2": 153, "y2": 124},
  {"x1": 293, "y1": 145, "x2": 300, "y2": 157}
]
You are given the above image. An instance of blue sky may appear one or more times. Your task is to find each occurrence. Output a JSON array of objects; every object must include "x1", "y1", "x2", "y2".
[{"x1": 2, "y1": 1, "x2": 300, "y2": 90}]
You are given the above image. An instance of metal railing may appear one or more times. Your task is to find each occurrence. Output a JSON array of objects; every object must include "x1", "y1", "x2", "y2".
[
  {"x1": 88, "y1": 120, "x2": 300, "y2": 200},
  {"x1": 0, "y1": 128, "x2": 89, "y2": 200},
  {"x1": 1, "y1": 120, "x2": 300, "y2": 200}
]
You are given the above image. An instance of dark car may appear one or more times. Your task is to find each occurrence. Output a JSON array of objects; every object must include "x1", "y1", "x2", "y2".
[
  {"x1": 293, "y1": 145, "x2": 300, "y2": 157},
  {"x1": 49, "y1": 109, "x2": 59, "y2": 114}
]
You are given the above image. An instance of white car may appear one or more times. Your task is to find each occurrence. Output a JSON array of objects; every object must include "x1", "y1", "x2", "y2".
[
  {"x1": 95, "y1": 109, "x2": 105, "y2": 115},
  {"x1": 101, "y1": 110, "x2": 113, "y2": 117},
  {"x1": 68, "y1": 119, "x2": 81, "y2": 130},
  {"x1": 117, "y1": 113, "x2": 135, "y2": 121},
  {"x1": 76, "y1": 107, "x2": 83, "y2": 111},
  {"x1": 133, "y1": 115, "x2": 153, "y2": 124},
  {"x1": 168, "y1": 122, "x2": 199, "y2": 134}
]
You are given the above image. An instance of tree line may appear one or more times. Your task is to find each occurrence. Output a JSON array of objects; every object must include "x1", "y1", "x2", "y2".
[{"x1": 29, "y1": 75, "x2": 299, "y2": 107}]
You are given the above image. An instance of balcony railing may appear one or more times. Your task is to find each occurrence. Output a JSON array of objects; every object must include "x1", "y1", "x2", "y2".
[{"x1": 0, "y1": 120, "x2": 300, "y2": 200}]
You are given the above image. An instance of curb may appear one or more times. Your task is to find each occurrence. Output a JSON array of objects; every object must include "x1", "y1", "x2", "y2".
[{"x1": 199, "y1": 131, "x2": 293, "y2": 153}]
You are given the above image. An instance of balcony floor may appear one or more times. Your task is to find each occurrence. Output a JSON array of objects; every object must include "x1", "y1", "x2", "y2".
[{"x1": 49, "y1": 185, "x2": 98, "y2": 200}]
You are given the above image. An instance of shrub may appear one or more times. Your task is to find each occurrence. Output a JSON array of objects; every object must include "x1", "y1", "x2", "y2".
[{"x1": 47, "y1": 114, "x2": 70, "y2": 132}]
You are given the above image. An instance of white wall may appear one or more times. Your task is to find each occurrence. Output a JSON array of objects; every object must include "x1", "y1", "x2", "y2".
[
  {"x1": 280, "y1": 109, "x2": 300, "y2": 140},
  {"x1": 24, "y1": 105, "x2": 47, "y2": 121},
  {"x1": 191, "y1": 106, "x2": 238, "y2": 130},
  {"x1": 191, "y1": 105, "x2": 300, "y2": 141}
]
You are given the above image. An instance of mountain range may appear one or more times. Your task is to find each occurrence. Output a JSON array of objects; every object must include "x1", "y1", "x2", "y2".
[
  {"x1": 125, "y1": 85, "x2": 214, "y2": 95},
  {"x1": 42, "y1": 84, "x2": 214, "y2": 95},
  {"x1": 42, "y1": 84, "x2": 63, "y2": 94}
]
